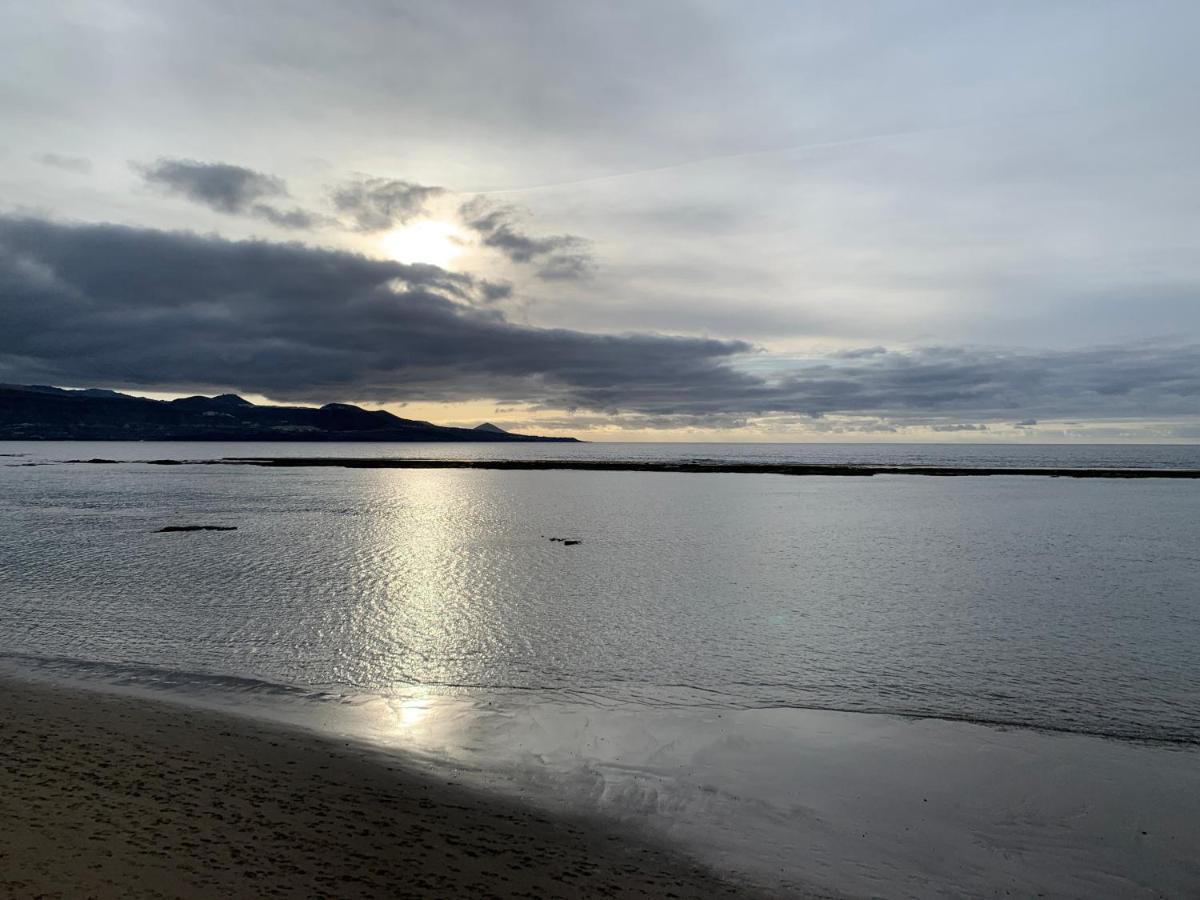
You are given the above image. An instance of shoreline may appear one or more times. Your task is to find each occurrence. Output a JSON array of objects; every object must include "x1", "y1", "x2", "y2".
[
  {"x1": 9, "y1": 667, "x2": 1200, "y2": 897},
  {"x1": 65, "y1": 456, "x2": 1200, "y2": 478},
  {"x1": 0, "y1": 674, "x2": 781, "y2": 899},
  {"x1": 3, "y1": 664, "x2": 1200, "y2": 898}
]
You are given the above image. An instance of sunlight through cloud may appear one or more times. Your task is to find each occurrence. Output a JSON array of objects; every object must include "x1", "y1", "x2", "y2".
[{"x1": 380, "y1": 220, "x2": 464, "y2": 268}]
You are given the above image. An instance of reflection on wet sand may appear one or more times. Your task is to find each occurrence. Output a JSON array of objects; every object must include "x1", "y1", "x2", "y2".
[{"x1": 349, "y1": 687, "x2": 1200, "y2": 898}]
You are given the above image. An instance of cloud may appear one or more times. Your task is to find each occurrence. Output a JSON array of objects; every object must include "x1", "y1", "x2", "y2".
[
  {"x1": 0, "y1": 215, "x2": 749, "y2": 407},
  {"x1": 459, "y1": 199, "x2": 594, "y2": 280},
  {"x1": 835, "y1": 346, "x2": 888, "y2": 359},
  {"x1": 1, "y1": 214, "x2": 1198, "y2": 430},
  {"x1": 138, "y1": 158, "x2": 323, "y2": 229},
  {"x1": 249, "y1": 204, "x2": 324, "y2": 230},
  {"x1": 535, "y1": 252, "x2": 594, "y2": 281},
  {"x1": 140, "y1": 159, "x2": 283, "y2": 213},
  {"x1": 36, "y1": 152, "x2": 91, "y2": 173},
  {"x1": 479, "y1": 280, "x2": 514, "y2": 303},
  {"x1": 332, "y1": 177, "x2": 444, "y2": 232},
  {"x1": 6, "y1": 3, "x2": 1200, "y2": 363}
]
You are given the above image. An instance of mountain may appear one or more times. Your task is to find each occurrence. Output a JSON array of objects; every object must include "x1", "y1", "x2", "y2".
[
  {"x1": 0, "y1": 383, "x2": 139, "y2": 401},
  {"x1": 0, "y1": 385, "x2": 578, "y2": 442},
  {"x1": 473, "y1": 422, "x2": 507, "y2": 434}
]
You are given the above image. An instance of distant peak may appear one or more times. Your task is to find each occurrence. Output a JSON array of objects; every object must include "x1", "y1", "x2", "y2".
[
  {"x1": 474, "y1": 422, "x2": 507, "y2": 433},
  {"x1": 319, "y1": 402, "x2": 363, "y2": 412},
  {"x1": 171, "y1": 393, "x2": 252, "y2": 408},
  {"x1": 210, "y1": 394, "x2": 252, "y2": 407},
  {"x1": 0, "y1": 384, "x2": 136, "y2": 401}
]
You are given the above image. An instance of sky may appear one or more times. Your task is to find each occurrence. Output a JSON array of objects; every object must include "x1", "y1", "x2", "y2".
[{"x1": 2, "y1": 0, "x2": 1198, "y2": 442}]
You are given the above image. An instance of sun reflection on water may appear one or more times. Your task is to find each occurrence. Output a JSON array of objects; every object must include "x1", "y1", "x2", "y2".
[
  {"x1": 360, "y1": 469, "x2": 509, "y2": 694},
  {"x1": 394, "y1": 697, "x2": 430, "y2": 728}
]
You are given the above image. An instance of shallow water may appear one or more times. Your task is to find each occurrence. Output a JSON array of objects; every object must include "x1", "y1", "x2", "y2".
[
  {"x1": 2, "y1": 442, "x2": 1199, "y2": 744},
  {"x1": 4, "y1": 441, "x2": 1200, "y2": 895},
  {"x1": 7, "y1": 437, "x2": 1200, "y2": 468}
]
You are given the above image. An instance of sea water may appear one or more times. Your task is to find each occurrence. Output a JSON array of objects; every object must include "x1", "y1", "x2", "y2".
[{"x1": 2, "y1": 442, "x2": 1199, "y2": 896}]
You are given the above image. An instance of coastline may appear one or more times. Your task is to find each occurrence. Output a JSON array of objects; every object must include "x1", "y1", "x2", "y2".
[
  {"x1": 0, "y1": 674, "x2": 780, "y2": 899},
  {"x1": 67, "y1": 456, "x2": 1200, "y2": 478},
  {"x1": 4, "y1": 663, "x2": 1200, "y2": 899}
]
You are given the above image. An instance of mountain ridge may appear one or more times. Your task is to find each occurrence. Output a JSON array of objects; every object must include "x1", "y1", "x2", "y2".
[{"x1": 0, "y1": 385, "x2": 579, "y2": 442}]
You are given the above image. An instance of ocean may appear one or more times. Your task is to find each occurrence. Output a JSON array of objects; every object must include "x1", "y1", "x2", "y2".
[{"x1": 2, "y1": 441, "x2": 1199, "y2": 896}]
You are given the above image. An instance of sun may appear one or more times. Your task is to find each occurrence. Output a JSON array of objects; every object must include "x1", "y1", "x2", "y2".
[{"x1": 380, "y1": 220, "x2": 464, "y2": 268}]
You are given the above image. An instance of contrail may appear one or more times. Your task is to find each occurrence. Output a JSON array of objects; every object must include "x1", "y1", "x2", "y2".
[
  {"x1": 457, "y1": 121, "x2": 972, "y2": 197},
  {"x1": 456, "y1": 101, "x2": 1099, "y2": 198}
]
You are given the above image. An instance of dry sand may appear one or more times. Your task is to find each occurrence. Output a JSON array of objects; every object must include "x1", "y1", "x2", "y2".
[{"x1": 0, "y1": 676, "x2": 779, "y2": 899}]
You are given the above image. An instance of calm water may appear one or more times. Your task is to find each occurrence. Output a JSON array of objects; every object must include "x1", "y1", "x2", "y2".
[
  {"x1": 6, "y1": 438, "x2": 1200, "y2": 468},
  {"x1": 2, "y1": 441, "x2": 1198, "y2": 744}
]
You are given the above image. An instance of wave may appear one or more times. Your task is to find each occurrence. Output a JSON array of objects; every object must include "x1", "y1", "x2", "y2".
[
  {"x1": 2, "y1": 649, "x2": 1195, "y2": 750},
  {"x1": 0, "y1": 650, "x2": 358, "y2": 705}
]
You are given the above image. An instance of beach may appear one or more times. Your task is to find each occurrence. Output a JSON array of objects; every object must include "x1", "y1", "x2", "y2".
[
  {"x1": 0, "y1": 675, "x2": 775, "y2": 899},
  {"x1": 3, "y1": 451, "x2": 1200, "y2": 896}
]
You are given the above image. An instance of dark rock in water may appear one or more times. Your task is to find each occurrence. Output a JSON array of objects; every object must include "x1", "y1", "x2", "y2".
[
  {"x1": 156, "y1": 525, "x2": 238, "y2": 533},
  {"x1": 548, "y1": 537, "x2": 581, "y2": 545}
]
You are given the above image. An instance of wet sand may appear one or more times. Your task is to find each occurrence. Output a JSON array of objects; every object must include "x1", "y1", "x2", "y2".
[{"x1": 0, "y1": 677, "x2": 779, "y2": 899}]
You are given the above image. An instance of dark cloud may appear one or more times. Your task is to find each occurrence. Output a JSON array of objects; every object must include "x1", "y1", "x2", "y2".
[
  {"x1": 835, "y1": 346, "x2": 888, "y2": 359},
  {"x1": 249, "y1": 204, "x2": 324, "y2": 230},
  {"x1": 535, "y1": 252, "x2": 594, "y2": 281},
  {"x1": 140, "y1": 159, "x2": 284, "y2": 213},
  {"x1": 529, "y1": 342, "x2": 1200, "y2": 424},
  {"x1": 138, "y1": 159, "x2": 323, "y2": 230},
  {"x1": 36, "y1": 152, "x2": 91, "y2": 173},
  {"x1": 331, "y1": 178, "x2": 444, "y2": 232},
  {"x1": 931, "y1": 423, "x2": 989, "y2": 432},
  {"x1": 479, "y1": 280, "x2": 514, "y2": 303},
  {"x1": 459, "y1": 199, "x2": 594, "y2": 280},
  {"x1": 753, "y1": 347, "x2": 1200, "y2": 423},
  {"x1": 0, "y1": 215, "x2": 748, "y2": 407},
  {"x1": 497, "y1": 412, "x2": 756, "y2": 433},
  {"x1": 1, "y1": 214, "x2": 1198, "y2": 427}
]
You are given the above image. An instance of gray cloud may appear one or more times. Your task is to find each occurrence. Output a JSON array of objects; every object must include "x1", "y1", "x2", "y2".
[
  {"x1": 36, "y1": 152, "x2": 91, "y2": 173},
  {"x1": 140, "y1": 159, "x2": 283, "y2": 213},
  {"x1": 249, "y1": 204, "x2": 323, "y2": 230},
  {"x1": 139, "y1": 159, "x2": 323, "y2": 230},
  {"x1": 0, "y1": 215, "x2": 748, "y2": 407},
  {"x1": 332, "y1": 177, "x2": 444, "y2": 232},
  {"x1": 5, "y1": 3, "x2": 1200, "y2": 361},
  {"x1": 535, "y1": 252, "x2": 594, "y2": 282},
  {"x1": 1, "y1": 215, "x2": 1198, "y2": 428},
  {"x1": 835, "y1": 346, "x2": 888, "y2": 360},
  {"x1": 479, "y1": 280, "x2": 514, "y2": 303},
  {"x1": 931, "y1": 423, "x2": 989, "y2": 432},
  {"x1": 460, "y1": 199, "x2": 594, "y2": 280}
]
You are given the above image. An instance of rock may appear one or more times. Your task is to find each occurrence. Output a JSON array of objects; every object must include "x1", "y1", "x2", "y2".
[{"x1": 155, "y1": 525, "x2": 238, "y2": 532}]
